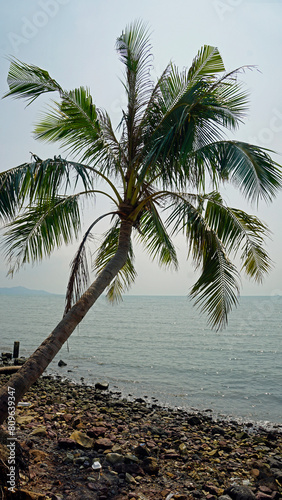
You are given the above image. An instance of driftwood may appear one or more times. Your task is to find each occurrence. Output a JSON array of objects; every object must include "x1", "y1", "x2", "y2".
[{"x1": 0, "y1": 365, "x2": 21, "y2": 374}]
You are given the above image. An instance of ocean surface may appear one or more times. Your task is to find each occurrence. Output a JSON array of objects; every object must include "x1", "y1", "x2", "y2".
[{"x1": 0, "y1": 294, "x2": 281, "y2": 428}]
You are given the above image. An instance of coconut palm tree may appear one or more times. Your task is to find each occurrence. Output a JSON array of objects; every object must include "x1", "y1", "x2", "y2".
[{"x1": 0, "y1": 20, "x2": 281, "y2": 423}]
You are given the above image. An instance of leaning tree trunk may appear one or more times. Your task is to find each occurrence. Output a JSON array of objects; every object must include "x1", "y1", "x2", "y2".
[{"x1": 0, "y1": 220, "x2": 132, "y2": 425}]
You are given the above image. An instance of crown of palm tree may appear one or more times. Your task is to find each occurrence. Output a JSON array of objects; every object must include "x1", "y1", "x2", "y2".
[{"x1": 1, "y1": 20, "x2": 281, "y2": 329}]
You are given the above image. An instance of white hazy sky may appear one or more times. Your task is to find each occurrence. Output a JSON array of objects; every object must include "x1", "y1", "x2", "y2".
[{"x1": 0, "y1": 0, "x2": 281, "y2": 297}]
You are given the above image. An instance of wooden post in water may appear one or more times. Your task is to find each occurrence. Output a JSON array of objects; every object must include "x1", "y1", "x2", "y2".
[{"x1": 13, "y1": 341, "x2": 20, "y2": 359}]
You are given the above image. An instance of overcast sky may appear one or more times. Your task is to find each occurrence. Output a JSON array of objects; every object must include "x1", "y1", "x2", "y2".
[{"x1": 0, "y1": 0, "x2": 281, "y2": 297}]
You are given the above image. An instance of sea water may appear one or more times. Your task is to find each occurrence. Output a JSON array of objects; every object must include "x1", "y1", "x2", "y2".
[{"x1": 0, "y1": 294, "x2": 281, "y2": 426}]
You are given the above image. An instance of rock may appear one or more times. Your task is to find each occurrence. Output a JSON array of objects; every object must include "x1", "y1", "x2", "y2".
[
  {"x1": 126, "y1": 472, "x2": 137, "y2": 484},
  {"x1": 30, "y1": 426, "x2": 47, "y2": 437},
  {"x1": 270, "y1": 468, "x2": 282, "y2": 480},
  {"x1": 105, "y1": 452, "x2": 125, "y2": 465},
  {"x1": 95, "y1": 437, "x2": 114, "y2": 449},
  {"x1": 57, "y1": 438, "x2": 77, "y2": 449},
  {"x1": 186, "y1": 415, "x2": 202, "y2": 426},
  {"x1": 14, "y1": 357, "x2": 26, "y2": 365},
  {"x1": 124, "y1": 453, "x2": 139, "y2": 463},
  {"x1": 142, "y1": 457, "x2": 159, "y2": 475},
  {"x1": 87, "y1": 426, "x2": 107, "y2": 438},
  {"x1": 225, "y1": 485, "x2": 256, "y2": 500},
  {"x1": 16, "y1": 414, "x2": 35, "y2": 425},
  {"x1": 179, "y1": 443, "x2": 188, "y2": 455},
  {"x1": 211, "y1": 425, "x2": 226, "y2": 436},
  {"x1": 133, "y1": 444, "x2": 150, "y2": 458},
  {"x1": 30, "y1": 449, "x2": 49, "y2": 462},
  {"x1": 69, "y1": 430, "x2": 94, "y2": 448},
  {"x1": 1, "y1": 352, "x2": 12, "y2": 360},
  {"x1": 268, "y1": 457, "x2": 282, "y2": 469},
  {"x1": 95, "y1": 381, "x2": 109, "y2": 391},
  {"x1": 256, "y1": 493, "x2": 275, "y2": 500},
  {"x1": 58, "y1": 359, "x2": 67, "y2": 367}
]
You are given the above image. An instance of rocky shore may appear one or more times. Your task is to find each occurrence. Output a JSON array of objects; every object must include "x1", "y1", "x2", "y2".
[{"x1": 0, "y1": 374, "x2": 281, "y2": 500}]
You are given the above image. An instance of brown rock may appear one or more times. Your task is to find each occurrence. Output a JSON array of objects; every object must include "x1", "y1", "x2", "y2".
[
  {"x1": 142, "y1": 456, "x2": 159, "y2": 475},
  {"x1": 87, "y1": 426, "x2": 107, "y2": 438},
  {"x1": 69, "y1": 430, "x2": 94, "y2": 448},
  {"x1": 95, "y1": 437, "x2": 114, "y2": 449},
  {"x1": 57, "y1": 438, "x2": 77, "y2": 449}
]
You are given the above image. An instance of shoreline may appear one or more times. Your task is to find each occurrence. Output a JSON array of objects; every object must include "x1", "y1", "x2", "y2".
[
  {"x1": 46, "y1": 370, "x2": 282, "y2": 434},
  {"x1": 0, "y1": 373, "x2": 282, "y2": 499}
]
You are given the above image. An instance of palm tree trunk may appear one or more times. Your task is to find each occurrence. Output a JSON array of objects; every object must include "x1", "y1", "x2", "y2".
[{"x1": 0, "y1": 220, "x2": 133, "y2": 425}]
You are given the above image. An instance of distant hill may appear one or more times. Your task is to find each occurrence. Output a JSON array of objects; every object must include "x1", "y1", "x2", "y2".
[{"x1": 0, "y1": 286, "x2": 58, "y2": 296}]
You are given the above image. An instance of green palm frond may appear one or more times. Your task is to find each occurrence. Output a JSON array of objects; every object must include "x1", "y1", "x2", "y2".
[
  {"x1": 2, "y1": 195, "x2": 81, "y2": 274},
  {"x1": 166, "y1": 190, "x2": 273, "y2": 327},
  {"x1": 190, "y1": 243, "x2": 240, "y2": 330},
  {"x1": 4, "y1": 59, "x2": 63, "y2": 104},
  {"x1": 228, "y1": 208, "x2": 272, "y2": 282},
  {"x1": 116, "y1": 19, "x2": 153, "y2": 141},
  {"x1": 142, "y1": 62, "x2": 250, "y2": 190},
  {"x1": 165, "y1": 192, "x2": 208, "y2": 265},
  {"x1": 137, "y1": 204, "x2": 178, "y2": 269},
  {"x1": 0, "y1": 157, "x2": 93, "y2": 223},
  {"x1": 0, "y1": 164, "x2": 28, "y2": 221},
  {"x1": 193, "y1": 141, "x2": 282, "y2": 202},
  {"x1": 166, "y1": 192, "x2": 240, "y2": 328},
  {"x1": 94, "y1": 221, "x2": 136, "y2": 302},
  {"x1": 96, "y1": 109, "x2": 126, "y2": 178},
  {"x1": 34, "y1": 87, "x2": 103, "y2": 162},
  {"x1": 204, "y1": 192, "x2": 272, "y2": 281},
  {"x1": 188, "y1": 45, "x2": 225, "y2": 81}
]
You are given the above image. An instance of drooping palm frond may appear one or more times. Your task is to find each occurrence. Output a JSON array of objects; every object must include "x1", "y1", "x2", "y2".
[
  {"x1": 4, "y1": 59, "x2": 63, "y2": 104},
  {"x1": 94, "y1": 221, "x2": 136, "y2": 302},
  {"x1": 165, "y1": 189, "x2": 273, "y2": 327},
  {"x1": 64, "y1": 212, "x2": 118, "y2": 315},
  {"x1": 0, "y1": 157, "x2": 93, "y2": 223},
  {"x1": 2, "y1": 195, "x2": 81, "y2": 275},
  {"x1": 204, "y1": 192, "x2": 272, "y2": 282},
  {"x1": 190, "y1": 243, "x2": 240, "y2": 330},
  {"x1": 0, "y1": 164, "x2": 28, "y2": 221},
  {"x1": 96, "y1": 109, "x2": 127, "y2": 179},
  {"x1": 165, "y1": 192, "x2": 241, "y2": 328},
  {"x1": 192, "y1": 141, "x2": 282, "y2": 202},
  {"x1": 137, "y1": 203, "x2": 178, "y2": 269}
]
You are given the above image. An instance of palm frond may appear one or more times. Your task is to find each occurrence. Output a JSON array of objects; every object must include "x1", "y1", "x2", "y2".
[
  {"x1": 116, "y1": 19, "x2": 154, "y2": 141},
  {"x1": 64, "y1": 212, "x2": 117, "y2": 315},
  {"x1": 141, "y1": 63, "x2": 250, "y2": 190},
  {"x1": 0, "y1": 157, "x2": 93, "y2": 223},
  {"x1": 166, "y1": 192, "x2": 240, "y2": 328},
  {"x1": 190, "y1": 244, "x2": 240, "y2": 330},
  {"x1": 204, "y1": 192, "x2": 272, "y2": 281},
  {"x1": 194, "y1": 141, "x2": 282, "y2": 202},
  {"x1": 0, "y1": 164, "x2": 28, "y2": 221},
  {"x1": 2, "y1": 195, "x2": 81, "y2": 274},
  {"x1": 34, "y1": 87, "x2": 104, "y2": 162},
  {"x1": 137, "y1": 204, "x2": 178, "y2": 269},
  {"x1": 94, "y1": 221, "x2": 136, "y2": 302},
  {"x1": 188, "y1": 45, "x2": 225, "y2": 81},
  {"x1": 4, "y1": 59, "x2": 62, "y2": 104}
]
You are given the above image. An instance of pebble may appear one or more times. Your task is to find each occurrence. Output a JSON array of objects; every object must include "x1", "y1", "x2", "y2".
[{"x1": 0, "y1": 373, "x2": 281, "y2": 500}]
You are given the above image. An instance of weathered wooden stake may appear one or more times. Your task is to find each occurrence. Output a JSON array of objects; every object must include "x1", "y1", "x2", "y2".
[{"x1": 13, "y1": 341, "x2": 20, "y2": 359}]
